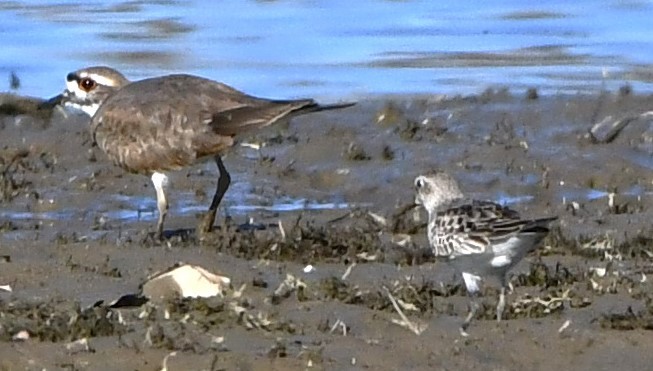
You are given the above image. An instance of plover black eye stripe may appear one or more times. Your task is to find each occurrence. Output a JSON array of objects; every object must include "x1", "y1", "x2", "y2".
[{"x1": 54, "y1": 65, "x2": 355, "y2": 241}]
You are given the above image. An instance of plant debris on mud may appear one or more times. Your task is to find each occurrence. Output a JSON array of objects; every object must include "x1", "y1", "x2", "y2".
[{"x1": 4, "y1": 91, "x2": 653, "y2": 369}]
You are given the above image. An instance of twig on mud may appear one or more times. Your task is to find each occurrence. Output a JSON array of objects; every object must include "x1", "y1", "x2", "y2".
[
  {"x1": 329, "y1": 319, "x2": 348, "y2": 336},
  {"x1": 367, "y1": 211, "x2": 387, "y2": 227},
  {"x1": 513, "y1": 289, "x2": 572, "y2": 314},
  {"x1": 581, "y1": 234, "x2": 614, "y2": 251},
  {"x1": 558, "y1": 319, "x2": 571, "y2": 334},
  {"x1": 274, "y1": 274, "x2": 306, "y2": 297},
  {"x1": 160, "y1": 351, "x2": 177, "y2": 371},
  {"x1": 391, "y1": 234, "x2": 412, "y2": 247},
  {"x1": 341, "y1": 262, "x2": 357, "y2": 280},
  {"x1": 278, "y1": 220, "x2": 286, "y2": 242},
  {"x1": 240, "y1": 141, "x2": 262, "y2": 150},
  {"x1": 233, "y1": 283, "x2": 247, "y2": 299},
  {"x1": 233, "y1": 306, "x2": 272, "y2": 330},
  {"x1": 383, "y1": 286, "x2": 427, "y2": 335},
  {"x1": 327, "y1": 211, "x2": 354, "y2": 224},
  {"x1": 290, "y1": 213, "x2": 303, "y2": 235},
  {"x1": 144, "y1": 326, "x2": 153, "y2": 347},
  {"x1": 356, "y1": 252, "x2": 377, "y2": 262},
  {"x1": 65, "y1": 337, "x2": 91, "y2": 354}
]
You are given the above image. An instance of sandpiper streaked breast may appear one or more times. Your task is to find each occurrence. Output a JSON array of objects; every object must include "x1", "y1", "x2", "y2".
[
  {"x1": 413, "y1": 170, "x2": 556, "y2": 335},
  {"x1": 52, "y1": 66, "x2": 355, "y2": 240}
]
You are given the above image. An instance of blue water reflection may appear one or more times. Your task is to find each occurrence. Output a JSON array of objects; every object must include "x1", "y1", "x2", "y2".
[{"x1": 1, "y1": 0, "x2": 652, "y2": 100}]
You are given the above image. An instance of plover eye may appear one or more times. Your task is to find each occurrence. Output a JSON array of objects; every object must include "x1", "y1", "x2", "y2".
[
  {"x1": 79, "y1": 78, "x2": 97, "y2": 92},
  {"x1": 415, "y1": 177, "x2": 425, "y2": 189}
]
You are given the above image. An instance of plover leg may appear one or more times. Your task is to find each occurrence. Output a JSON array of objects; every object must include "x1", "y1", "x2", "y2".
[
  {"x1": 497, "y1": 285, "x2": 506, "y2": 322},
  {"x1": 151, "y1": 172, "x2": 170, "y2": 240},
  {"x1": 198, "y1": 155, "x2": 231, "y2": 236}
]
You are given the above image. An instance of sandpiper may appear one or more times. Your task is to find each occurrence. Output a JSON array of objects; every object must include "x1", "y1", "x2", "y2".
[
  {"x1": 50, "y1": 66, "x2": 354, "y2": 239},
  {"x1": 414, "y1": 171, "x2": 556, "y2": 334}
]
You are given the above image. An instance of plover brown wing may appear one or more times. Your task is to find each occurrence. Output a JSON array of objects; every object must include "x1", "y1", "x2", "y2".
[
  {"x1": 414, "y1": 171, "x2": 556, "y2": 334},
  {"x1": 52, "y1": 66, "x2": 355, "y2": 240}
]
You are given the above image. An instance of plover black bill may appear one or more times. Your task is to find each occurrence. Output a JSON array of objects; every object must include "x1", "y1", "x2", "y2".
[
  {"x1": 413, "y1": 171, "x2": 556, "y2": 335},
  {"x1": 50, "y1": 66, "x2": 355, "y2": 240}
]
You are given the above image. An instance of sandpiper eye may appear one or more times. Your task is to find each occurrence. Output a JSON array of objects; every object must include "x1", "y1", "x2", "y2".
[{"x1": 79, "y1": 78, "x2": 96, "y2": 92}]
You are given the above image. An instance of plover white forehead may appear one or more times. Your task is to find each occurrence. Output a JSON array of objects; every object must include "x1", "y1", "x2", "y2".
[
  {"x1": 51, "y1": 66, "x2": 355, "y2": 240},
  {"x1": 414, "y1": 171, "x2": 556, "y2": 335}
]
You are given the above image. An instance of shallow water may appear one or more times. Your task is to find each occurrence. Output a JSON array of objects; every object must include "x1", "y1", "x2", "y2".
[
  {"x1": 2, "y1": 2, "x2": 653, "y2": 227},
  {"x1": 0, "y1": 183, "x2": 637, "y2": 226},
  {"x1": 1, "y1": 0, "x2": 653, "y2": 100}
]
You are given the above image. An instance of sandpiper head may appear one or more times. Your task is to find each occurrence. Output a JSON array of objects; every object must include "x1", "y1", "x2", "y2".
[
  {"x1": 56, "y1": 66, "x2": 129, "y2": 117},
  {"x1": 414, "y1": 171, "x2": 464, "y2": 214}
]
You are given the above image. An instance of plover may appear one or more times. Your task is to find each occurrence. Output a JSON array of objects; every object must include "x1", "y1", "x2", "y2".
[
  {"x1": 50, "y1": 66, "x2": 354, "y2": 239},
  {"x1": 414, "y1": 171, "x2": 556, "y2": 334}
]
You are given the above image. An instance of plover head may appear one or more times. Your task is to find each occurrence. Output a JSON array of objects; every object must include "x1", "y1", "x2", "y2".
[
  {"x1": 58, "y1": 66, "x2": 130, "y2": 117},
  {"x1": 414, "y1": 171, "x2": 464, "y2": 214}
]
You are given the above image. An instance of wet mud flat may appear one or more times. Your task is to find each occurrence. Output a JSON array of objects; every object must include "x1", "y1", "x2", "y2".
[{"x1": 1, "y1": 88, "x2": 653, "y2": 370}]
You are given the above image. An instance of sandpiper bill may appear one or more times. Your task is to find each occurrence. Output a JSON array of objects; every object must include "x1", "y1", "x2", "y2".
[
  {"x1": 414, "y1": 171, "x2": 556, "y2": 335},
  {"x1": 50, "y1": 66, "x2": 354, "y2": 240}
]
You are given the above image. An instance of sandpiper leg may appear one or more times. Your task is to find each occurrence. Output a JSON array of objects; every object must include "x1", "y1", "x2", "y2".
[
  {"x1": 461, "y1": 296, "x2": 479, "y2": 336},
  {"x1": 460, "y1": 272, "x2": 482, "y2": 336},
  {"x1": 151, "y1": 172, "x2": 169, "y2": 240},
  {"x1": 198, "y1": 155, "x2": 231, "y2": 235}
]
